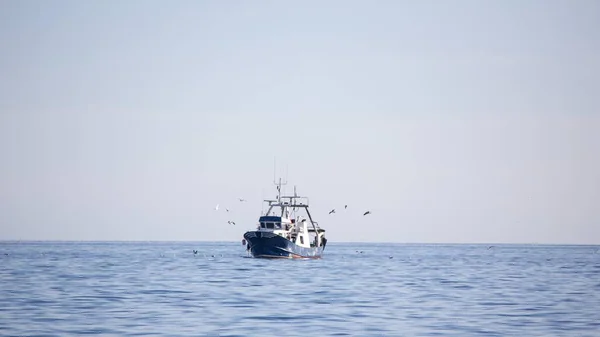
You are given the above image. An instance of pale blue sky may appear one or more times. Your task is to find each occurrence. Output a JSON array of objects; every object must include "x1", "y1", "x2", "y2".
[{"x1": 1, "y1": 0, "x2": 599, "y2": 243}]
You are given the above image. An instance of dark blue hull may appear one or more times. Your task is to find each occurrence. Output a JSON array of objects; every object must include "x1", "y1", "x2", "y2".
[{"x1": 243, "y1": 231, "x2": 326, "y2": 259}]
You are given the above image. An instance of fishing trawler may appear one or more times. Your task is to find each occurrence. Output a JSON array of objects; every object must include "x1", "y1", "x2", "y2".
[{"x1": 242, "y1": 179, "x2": 327, "y2": 259}]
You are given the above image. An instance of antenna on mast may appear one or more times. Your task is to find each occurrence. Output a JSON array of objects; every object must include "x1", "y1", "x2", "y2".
[{"x1": 273, "y1": 157, "x2": 287, "y2": 203}]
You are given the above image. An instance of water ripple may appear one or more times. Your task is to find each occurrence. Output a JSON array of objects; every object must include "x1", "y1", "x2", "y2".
[{"x1": 0, "y1": 242, "x2": 599, "y2": 336}]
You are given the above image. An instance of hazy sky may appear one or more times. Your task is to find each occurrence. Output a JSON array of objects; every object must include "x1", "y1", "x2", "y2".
[{"x1": 1, "y1": 0, "x2": 599, "y2": 243}]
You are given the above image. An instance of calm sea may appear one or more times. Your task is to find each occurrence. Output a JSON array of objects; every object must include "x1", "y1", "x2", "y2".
[{"x1": 0, "y1": 242, "x2": 599, "y2": 336}]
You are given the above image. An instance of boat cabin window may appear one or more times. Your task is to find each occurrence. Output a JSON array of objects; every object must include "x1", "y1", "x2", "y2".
[
  {"x1": 299, "y1": 236, "x2": 304, "y2": 244},
  {"x1": 260, "y1": 222, "x2": 282, "y2": 229}
]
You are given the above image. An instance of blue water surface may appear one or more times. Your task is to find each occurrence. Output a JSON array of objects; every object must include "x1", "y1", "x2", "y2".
[{"x1": 1, "y1": 242, "x2": 599, "y2": 336}]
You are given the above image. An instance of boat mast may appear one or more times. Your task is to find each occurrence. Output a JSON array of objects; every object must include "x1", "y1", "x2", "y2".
[
  {"x1": 276, "y1": 178, "x2": 282, "y2": 203},
  {"x1": 293, "y1": 185, "x2": 320, "y2": 246}
]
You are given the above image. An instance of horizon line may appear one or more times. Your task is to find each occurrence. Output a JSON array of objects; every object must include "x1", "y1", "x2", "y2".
[{"x1": 0, "y1": 240, "x2": 598, "y2": 246}]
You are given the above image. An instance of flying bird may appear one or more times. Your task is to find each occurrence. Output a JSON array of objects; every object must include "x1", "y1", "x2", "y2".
[
  {"x1": 344, "y1": 205, "x2": 348, "y2": 209},
  {"x1": 214, "y1": 204, "x2": 219, "y2": 211},
  {"x1": 227, "y1": 221, "x2": 236, "y2": 225},
  {"x1": 226, "y1": 208, "x2": 230, "y2": 212},
  {"x1": 238, "y1": 198, "x2": 247, "y2": 202},
  {"x1": 329, "y1": 209, "x2": 336, "y2": 214},
  {"x1": 363, "y1": 211, "x2": 371, "y2": 216}
]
